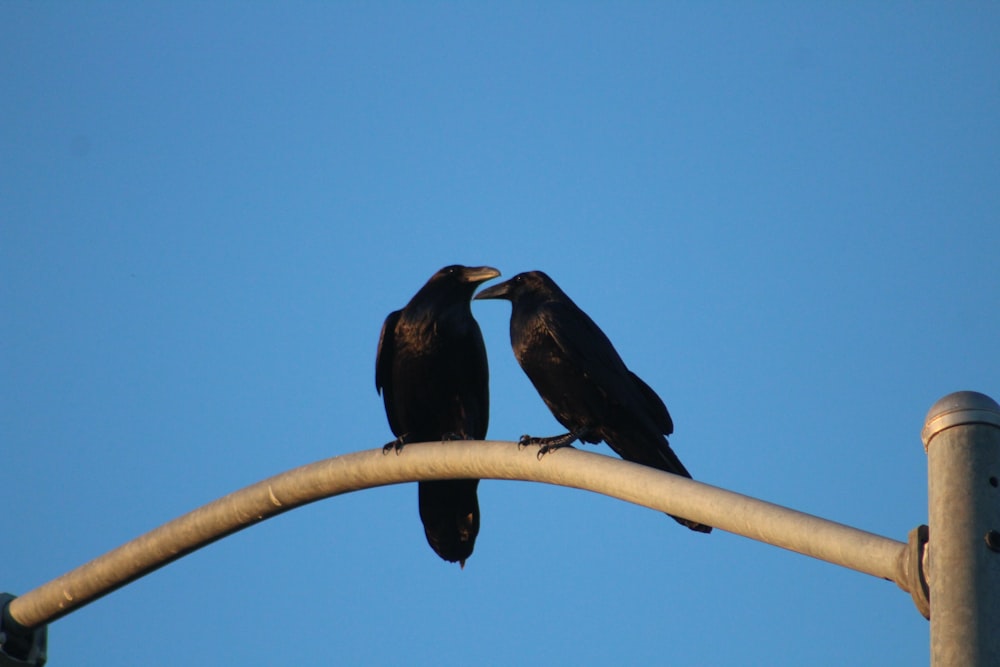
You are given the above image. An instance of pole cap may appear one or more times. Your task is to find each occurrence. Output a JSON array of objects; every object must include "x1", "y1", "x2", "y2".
[{"x1": 921, "y1": 391, "x2": 1000, "y2": 450}]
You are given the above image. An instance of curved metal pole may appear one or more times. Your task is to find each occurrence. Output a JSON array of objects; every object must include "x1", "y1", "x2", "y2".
[{"x1": 7, "y1": 441, "x2": 914, "y2": 630}]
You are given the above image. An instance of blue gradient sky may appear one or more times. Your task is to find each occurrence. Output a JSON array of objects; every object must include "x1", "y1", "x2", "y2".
[{"x1": 3, "y1": 3, "x2": 998, "y2": 665}]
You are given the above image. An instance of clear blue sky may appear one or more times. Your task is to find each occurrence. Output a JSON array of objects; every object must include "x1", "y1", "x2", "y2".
[{"x1": 3, "y1": 3, "x2": 998, "y2": 665}]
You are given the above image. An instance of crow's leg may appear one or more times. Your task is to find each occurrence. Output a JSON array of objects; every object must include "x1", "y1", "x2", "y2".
[{"x1": 518, "y1": 428, "x2": 593, "y2": 459}]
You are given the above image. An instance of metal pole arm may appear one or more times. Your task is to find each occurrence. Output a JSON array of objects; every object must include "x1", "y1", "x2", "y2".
[{"x1": 7, "y1": 441, "x2": 919, "y2": 630}]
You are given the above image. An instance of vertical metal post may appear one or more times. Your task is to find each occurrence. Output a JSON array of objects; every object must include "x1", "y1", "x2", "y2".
[{"x1": 922, "y1": 391, "x2": 1000, "y2": 667}]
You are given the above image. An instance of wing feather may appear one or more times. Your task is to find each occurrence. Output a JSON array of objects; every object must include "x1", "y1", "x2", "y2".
[
  {"x1": 539, "y1": 301, "x2": 672, "y2": 436},
  {"x1": 375, "y1": 309, "x2": 403, "y2": 435}
]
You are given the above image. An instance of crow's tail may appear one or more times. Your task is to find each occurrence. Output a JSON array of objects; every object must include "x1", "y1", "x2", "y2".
[
  {"x1": 606, "y1": 432, "x2": 713, "y2": 534},
  {"x1": 418, "y1": 479, "x2": 481, "y2": 566}
]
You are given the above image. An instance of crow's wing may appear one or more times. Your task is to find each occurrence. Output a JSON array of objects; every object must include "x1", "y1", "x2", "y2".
[
  {"x1": 375, "y1": 309, "x2": 402, "y2": 435},
  {"x1": 537, "y1": 300, "x2": 652, "y2": 417}
]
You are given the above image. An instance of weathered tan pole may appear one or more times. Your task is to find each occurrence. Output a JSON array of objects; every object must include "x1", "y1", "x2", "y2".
[{"x1": 4, "y1": 440, "x2": 920, "y2": 641}]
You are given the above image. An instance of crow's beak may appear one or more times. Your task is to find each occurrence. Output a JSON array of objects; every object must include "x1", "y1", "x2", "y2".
[
  {"x1": 474, "y1": 280, "x2": 511, "y2": 300},
  {"x1": 463, "y1": 266, "x2": 501, "y2": 285}
]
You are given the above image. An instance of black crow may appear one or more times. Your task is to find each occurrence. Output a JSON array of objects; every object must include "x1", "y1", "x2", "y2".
[
  {"x1": 376, "y1": 265, "x2": 501, "y2": 565},
  {"x1": 475, "y1": 270, "x2": 711, "y2": 533}
]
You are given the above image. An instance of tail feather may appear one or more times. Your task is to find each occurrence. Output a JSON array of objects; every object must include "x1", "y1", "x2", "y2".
[
  {"x1": 418, "y1": 479, "x2": 481, "y2": 565},
  {"x1": 671, "y1": 514, "x2": 713, "y2": 533},
  {"x1": 605, "y1": 431, "x2": 713, "y2": 534}
]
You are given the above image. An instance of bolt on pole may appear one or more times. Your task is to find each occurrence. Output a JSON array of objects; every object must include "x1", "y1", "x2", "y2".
[{"x1": 922, "y1": 391, "x2": 1000, "y2": 667}]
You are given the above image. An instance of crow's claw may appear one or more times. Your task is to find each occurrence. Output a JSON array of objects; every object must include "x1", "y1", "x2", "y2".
[
  {"x1": 382, "y1": 435, "x2": 408, "y2": 455},
  {"x1": 515, "y1": 431, "x2": 583, "y2": 459},
  {"x1": 535, "y1": 441, "x2": 578, "y2": 459}
]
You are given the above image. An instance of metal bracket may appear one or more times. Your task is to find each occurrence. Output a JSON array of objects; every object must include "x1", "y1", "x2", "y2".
[
  {"x1": 0, "y1": 595, "x2": 47, "y2": 667},
  {"x1": 901, "y1": 525, "x2": 930, "y2": 620}
]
